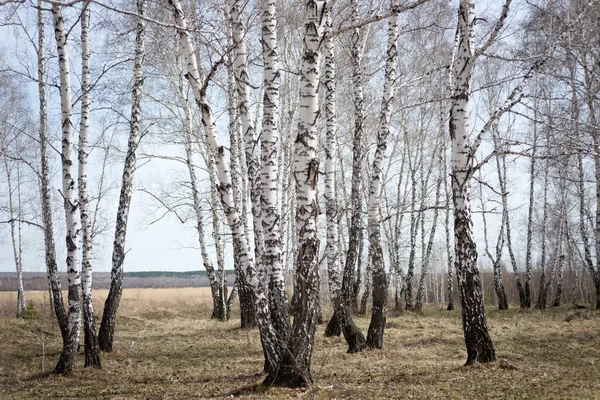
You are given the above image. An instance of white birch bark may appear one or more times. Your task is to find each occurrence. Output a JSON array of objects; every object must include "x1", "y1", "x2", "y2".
[
  {"x1": 99, "y1": 0, "x2": 146, "y2": 352},
  {"x1": 169, "y1": 0, "x2": 282, "y2": 374},
  {"x1": 37, "y1": 0, "x2": 67, "y2": 333},
  {"x1": 52, "y1": 4, "x2": 82, "y2": 373},
  {"x1": 228, "y1": 0, "x2": 264, "y2": 288},
  {"x1": 449, "y1": 0, "x2": 495, "y2": 365},
  {"x1": 2, "y1": 153, "x2": 26, "y2": 317},
  {"x1": 366, "y1": 1, "x2": 399, "y2": 348},
  {"x1": 340, "y1": 0, "x2": 367, "y2": 314},
  {"x1": 178, "y1": 72, "x2": 224, "y2": 320},
  {"x1": 224, "y1": 8, "x2": 256, "y2": 327},
  {"x1": 78, "y1": 2, "x2": 101, "y2": 368},
  {"x1": 260, "y1": 0, "x2": 291, "y2": 339},
  {"x1": 524, "y1": 100, "x2": 538, "y2": 308},
  {"x1": 323, "y1": 7, "x2": 366, "y2": 352},
  {"x1": 264, "y1": 0, "x2": 327, "y2": 386}
]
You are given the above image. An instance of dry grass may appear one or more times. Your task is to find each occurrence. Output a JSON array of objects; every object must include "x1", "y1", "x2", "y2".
[{"x1": 0, "y1": 288, "x2": 599, "y2": 399}]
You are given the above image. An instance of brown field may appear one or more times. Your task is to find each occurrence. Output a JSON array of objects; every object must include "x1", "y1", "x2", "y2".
[{"x1": 0, "y1": 288, "x2": 599, "y2": 399}]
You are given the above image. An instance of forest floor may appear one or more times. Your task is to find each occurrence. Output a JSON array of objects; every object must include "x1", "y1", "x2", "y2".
[{"x1": 0, "y1": 288, "x2": 599, "y2": 399}]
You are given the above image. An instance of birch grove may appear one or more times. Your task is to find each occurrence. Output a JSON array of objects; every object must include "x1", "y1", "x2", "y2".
[{"x1": 1, "y1": 0, "x2": 600, "y2": 386}]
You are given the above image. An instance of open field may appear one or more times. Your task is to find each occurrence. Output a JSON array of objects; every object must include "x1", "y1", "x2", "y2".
[{"x1": 0, "y1": 288, "x2": 599, "y2": 399}]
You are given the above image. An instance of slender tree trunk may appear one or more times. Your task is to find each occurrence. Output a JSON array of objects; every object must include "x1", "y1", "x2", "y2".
[
  {"x1": 366, "y1": 1, "x2": 399, "y2": 349},
  {"x1": 260, "y1": 0, "x2": 291, "y2": 341},
  {"x1": 79, "y1": 2, "x2": 101, "y2": 368},
  {"x1": 536, "y1": 151, "x2": 550, "y2": 310},
  {"x1": 524, "y1": 107, "x2": 538, "y2": 308},
  {"x1": 224, "y1": 8, "x2": 255, "y2": 327},
  {"x1": 404, "y1": 150, "x2": 420, "y2": 310},
  {"x1": 554, "y1": 218, "x2": 568, "y2": 307},
  {"x1": 229, "y1": 0, "x2": 264, "y2": 290},
  {"x1": 340, "y1": 0, "x2": 366, "y2": 317},
  {"x1": 170, "y1": 0, "x2": 283, "y2": 375},
  {"x1": 321, "y1": 8, "x2": 365, "y2": 350},
  {"x1": 2, "y1": 154, "x2": 26, "y2": 317},
  {"x1": 493, "y1": 128, "x2": 526, "y2": 308},
  {"x1": 415, "y1": 130, "x2": 444, "y2": 311},
  {"x1": 38, "y1": 0, "x2": 67, "y2": 335},
  {"x1": 481, "y1": 174, "x2": 508, "y2": 310},
  {"x1": 264, "y1": 0, "x2": 326, "y2": 387},
  {"x1": 99, "y1": 0, "x2": 146, "y2": 352},
  {"x1": 449, "y1": 0, "x2": 495, "y2": 365},
  {"x1": 181, "y1": 85, "x2": 223, "y2": 320},
  {"x1": 444, "y1": 133, "x2": 454, "y2": 311},
  {"x1": 52, "y1": 4, "x2": 82, "y2": 373}
]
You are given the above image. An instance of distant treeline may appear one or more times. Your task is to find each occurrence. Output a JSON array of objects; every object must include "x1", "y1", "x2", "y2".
[
  {"x1": 0, "y1": 271, "x2": 236, "y2": 291},
  {"x1": 124, "y1": 270, "x2": 233, "y2": 278}
]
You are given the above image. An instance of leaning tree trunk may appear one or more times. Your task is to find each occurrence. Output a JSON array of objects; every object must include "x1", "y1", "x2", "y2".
[
  {"x1": 170, "y1": 0, "x2": 283, "y2": 375},
  {"x1": 365, "y1": 1, "x2": 399, "y2": 349},
  {"x1": 38, "y1": 0, "x2": 67, "y2": 336},
  {"x1": 260, "y1": 0, "x2": 291, "y2": 341},
  {"x1": 449, "y1": 0, "x2": 495, "y2": 365},
  {"x1": 176, "y1": 55, "x2": 224, "y2": 321},
  {"x1": 78, "y1": 1, "x2": 101, "y2": 368},
  {"x1": 182, "y1": 102, "x2": 223, "y2": 321},
  {"x1": 264, "y1": 0, "x2": 326, "y2": 387},
  {"x1": 99, "y1": 0, "x2": 146, "y2": 352},
  {"x1": 53, "y1": 4, "x2": 82, "y2": 374}
]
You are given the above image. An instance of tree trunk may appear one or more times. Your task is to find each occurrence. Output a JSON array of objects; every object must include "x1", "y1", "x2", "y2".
[
  {"x1": 524, "y1": 108, "x2": 537, "y2": 308},
  {"x1": 536, "y1": 149, "x2": 550, "y2": 310},
  {"x1": 341, "y1": 0, "x2": 367, "y2": 317},
  {"x1": 450, "y1": 0, "x2": 496, "y2": 365},
  {"x1": 99, "y1": 0, "x2": 146, "y2": 352},
  {"x1": 53, "y1": 4, "x2": 82, "y2": 373},
  {"x1": 415, "y1": 127, "x2": 444, "y2": 311},
  {"x1": 322, "y1": 9, "x2": 365, "y2": 351},
  {"x1": 3, "y1": 154, "x2": 26, "y2": 318},
  {"x1": 170, "y1": 0, "x2": 282, "y2": 374},
  {"x1": 79, "y1": 2, "x2": 101, "y2": 368},
  {"x1": 229, "y1": 0, "x2": 264, "y2": 290},
  {"x1": 223, "y1": 11, "x2": 255, "y2": 326},
  {"x1": 444, "y1": 135, "x2": 454, "y2": 311},
  {"x1": 264, "y1": 0, "x2": 326, "y2": 387},
  {"x1": 260, "y1": 0, "x2": 291, "y2": 341},
  {"x1": 37, "y1": 0, "x2": 67, "y2": 336}
]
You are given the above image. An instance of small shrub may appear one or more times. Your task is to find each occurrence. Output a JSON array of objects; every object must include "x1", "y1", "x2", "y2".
[{"x1": 21, "y1": 301, "x2": 37, "y2": 321}]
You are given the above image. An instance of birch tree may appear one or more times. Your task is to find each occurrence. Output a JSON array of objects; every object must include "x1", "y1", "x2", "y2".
[
  {"x1": 264, "y1": 0, "x2": 327, "y2": 386},
  {"x1": 37, "y1": 0, "x2": 67, "y2": 333},
  {"x1": 99, "y1": 0, "x2": 146, "y2": 352},
  {"x1": 366, "y1": 0, "x2": 399, "y2": 349},
  {"x1": 168, "y1": 0, "x2": 283, "y2": 376},
  {"x1": 52, "y1": 3, "x2": 82, "y2": 373},
  {"x1": 260, "y1": 0, "x2": 291, "y2": 341},
  {"x1": 78, "y1": 1, "x2": 101, "y2": 368},
  {"x1": 323, "y1": 5, "x2": 365, "y2": 353},
  {"x1": 448, "y1": 0, "x2": 510, "y2": 364}
]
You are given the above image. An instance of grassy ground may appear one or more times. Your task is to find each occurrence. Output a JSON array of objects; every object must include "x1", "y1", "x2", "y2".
[{"x1": 0, "y1": 288, "x2": 598, "y2": 399}]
